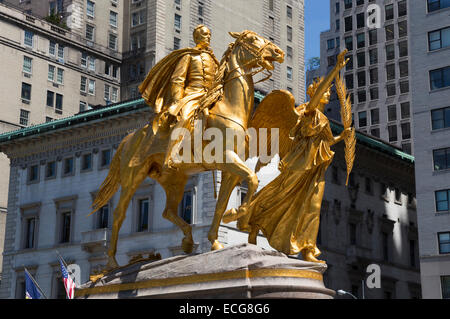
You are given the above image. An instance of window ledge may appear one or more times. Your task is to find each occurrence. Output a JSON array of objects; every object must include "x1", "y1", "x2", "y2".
[
  {"x1": 430, "y1": 86, "x2": 450, "y2": 95},
  {"x1": 431, "y1": 126, "x2": 450, "y2": 134}
]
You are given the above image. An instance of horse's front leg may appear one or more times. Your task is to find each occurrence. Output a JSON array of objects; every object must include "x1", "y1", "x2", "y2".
[{"x1": 208, "y1": 171, "x2": 240, "y2": 250}]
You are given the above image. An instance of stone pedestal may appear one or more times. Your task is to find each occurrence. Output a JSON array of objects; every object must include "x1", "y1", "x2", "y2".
[{"x1": 75, "y1": 243, "x2": 335, "y2": 299}]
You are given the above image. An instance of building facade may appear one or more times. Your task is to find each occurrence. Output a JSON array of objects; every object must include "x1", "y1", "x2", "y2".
[
  {"x1": 409, "y1": 0, "x2": 450, "y2": 299},
  {"x1": 0, "y1": 97, "x2": 419, "y2": 298},
  {"x1": 317, "y1": 0, "x2": 413, "y2": 155}
]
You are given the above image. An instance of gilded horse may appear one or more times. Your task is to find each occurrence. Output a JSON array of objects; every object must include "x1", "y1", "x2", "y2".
[{"x1": 90, "y1": 31, "x2": 284, "y2": 270}]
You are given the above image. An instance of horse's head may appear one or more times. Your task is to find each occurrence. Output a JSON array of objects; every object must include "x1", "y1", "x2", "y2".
[{"x1": 229, "y1": 30, "x2": 284, "y2": 71}]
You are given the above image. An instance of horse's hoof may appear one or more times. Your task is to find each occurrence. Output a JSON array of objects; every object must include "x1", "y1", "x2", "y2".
[
  {"x1": 182, "y1": 237, "x2": 194, "y2": 254},
  {"x1": 211, "y1": 240, "x2": 224, "y2": 251},
  {"x1": 222, "y1": 208, "x2": 238, "y2": 223}
]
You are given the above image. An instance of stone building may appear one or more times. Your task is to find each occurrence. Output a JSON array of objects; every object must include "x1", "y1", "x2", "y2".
[
  {"x1": 409, "y1": 0, "x2": 450, "y2": 299},
  {"x1": 0, "y1": 97, "x2": 420, "y2": 298},
  {"x1": 316, "y1": 0, "x2": 413, "y2": 155}
]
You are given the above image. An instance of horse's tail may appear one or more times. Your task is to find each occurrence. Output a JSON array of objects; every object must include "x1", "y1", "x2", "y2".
[{"x1": 88, "y1": 141, "x2": 124, "y2": 216}]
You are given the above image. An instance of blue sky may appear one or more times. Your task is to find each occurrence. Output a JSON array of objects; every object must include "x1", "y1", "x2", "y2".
[{"x1": 304, "y1": 0, "x2": 330, "y2": 62}]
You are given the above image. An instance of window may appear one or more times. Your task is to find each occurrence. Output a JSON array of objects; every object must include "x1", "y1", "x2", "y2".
[
  {"x1": 401, "y1": 102, "x2": 410, "y2": 119},
  {"x1": 57, "y1": 45, "x2": 64, "y2": 61},
  {"x1": 46, "y1": 161, "x2": 56, "y2": 179},
  {"x1": 399, "y1": 61, "x2": 408, "y2": 78},
  {"x1": 388, "y1": 105, "x2": 397, "y2": 122},
  {"x1": 358, "y1": 111, "x2": 367, "y2": 127},
  {"x1": 398, "y1": 0, "x2": 407, "y2": 17},
  {"x1": 55, "y1": 94, "x2": 63, "y2": 113},
  {"x1": 442, "y1": 276, "x2": 450, "y2": 299},
  {"x1": 287, "y1": 46, "x2": 293, "y2": 59},
  {"x1": 431, "y1": 106, "x2": 450, "y2": 130},
  {"x1": 23, "y1": 56, "x2": 32, "y2": 74},
  {"x1": 358, "y1": 90, "x2": 366, "y2": 103},
  {"x1": 428, "y1": 0, "x2": 450, "y2": 12},
  {"x1": 357, "y1": 71, "x2": 366, "y2": 87},
  {"x1": 286, "y1": 5, "x2": 292, "y2": 19},
  {"x1": 371, "y1": 108, "x2": 379, "y2": 124},
  {"x1": 369, "y1": 29, "x2": 377, "y2": 46},
  {"x1": 371, "y1": 127, "x2": 380, "y2": 138},
  {"x1": 356, "y1": 33, "x2": 365, "y2": 48},
  {"x1": 60, "y1": 211, "x2": 71, "y2": 243},
  {"x1": 79, "y1": 101, "x2": 87, "y2": 112},
  {"x1": 400, "y1": 80, "x2": 409, "y2": 94},
  {"x1": 88, "y1": 56, "x2": 95, "y2": 71},
  {"x1": 101, "y1": 149, "x2": 111, "y2": 167},
  {"x1": 80, "y1": 76, "x2": 87, "y2": 93},
  {"x1": 332, "y1": 166, "x2": 339, "y2": 184},
  {"x1": 174, "y1": 13, "x2": 181, "y2": 29},
  {"x1": 287, "y1": 66, "x2": 293, "y2": 80},
  {"x1": 110, "y1": 11, "x2": 118, "y2": 27},
  {"x1": 24, "y1": 217, "x2": 36, "y2": 249},
  {"x1": 86, "y1": 0, "x2": 95, "y2": 17},
  {"x1": 63, "y1": 157, "x2": 74, "y2": 175},
  {"x1": 387, "y1": 83, "x2": 396, "y2": 96},
  {"x1": 327, "y1": 39, "x2": 335, "y2": 50},
  {"x1": 388, "y1": 125, "x2": 397, "y2": 142},
  {"x1": 433, "y1": 148, "x2": 450, "y2": 170},
  {"x1": 386, "y1": 64, "x2": 396, "y2": 81},
  {"x1": 336, "y1": 2, "x2": 340, "y2": 13},
  {"x1": 402, "y1": 143, "x2": 411, "y2": 155},
  {"x1": 174, "y1": 37, "x2": 181, "y2": 50},
  {"x1": 369, "y1": 68, "x2": 378, "y2": 84},
  {"x1": 28, "y1": 164, "x2": 39, "y2": 182},
  {"x1": 366, "y1": 50, "x2": 376, "y2": 67},
  {"x1": 88, "y1": 79, "x2": 95, "y2": 95},
  {"x1": 344, "y1": 16, "x2": 353, "y2": 32},
  {"x1": 429, "y1": 27, "x2": 450, "y2": 51},
  {"x1": 370, "y1": 87, "x2": 379, "y2": 100},
  {"x1": 344, "y1": 0, "x2": 352, "y2": 10},
  {"x1": 180, "y1": 190, "x2": 194, "y2": 224},
  {"x1": 398, "y1": 21, "x2": 407, "y2": 38},
  {"x1": 108, "y1": 33, "x2": 117, "y2": 50},
  {"x1": 49, "y1": 41, "x2": 56, "y2": 56},
  {"x1": 287, "y1": 26, "x2": 293, "y2": 42},
  {"x1": 111, "y1": 87, "x2": 118, "y2": 103},
  {"x1": 56, "y1": 68, "x2": 64, "y2": 84},
  {"x1": 24, "y1": 30, "x2": 33, "y2": 47},
  {"x1": 345, "y1": 36, "x2": 353, "y2": 51},
  {"x1": 356, "y1": 12, "x2": 364, "y2": 29},
  {"x1": 430, "y1": 66, "x2": 450, "y2": 90},
  {"x1": 21, "y1": 82, "x2": 31, "y2": 101},
  {"x1": 97, "y1": 205, "x2": 109, "y2": 229},
  {"x1": 401, "y1": 122, "x2": 411, "y2": 139},
  {"x1": 385, "y1": 4, "x2": 394, "y2": 21},
  {"x1": 399, "y1": 41, "x2": 408, "y2": 57},
  {"x1": 435, "y1": 189, "x2": 450, "y2": 211},
  {"x1": 86, "y1": 24, "x2": 95, "y2": 41},
  {"x1": 46, "y1": 90, "x2": 54, "y2": 107},
  {"x1": 81, "y1": 153, "x2": 92, "y2": 171},
  {"x1": 345, "y1": 74, "x2": 354, "y2": 89},
  {"x1": 20, "y1": 109, "x2": 29, "y2": 126},
  {"x1": 439, "y1": 232, "x2": 450, "y2": 254},
  {"x1": 137, "y1": 199, "x2": 149, "y2": 232},
  {"x1": 385, "y1": 25, "x2": 395, "y2": 41},
  {"x1": 357, "y1": 52, "x2": 365, "y2": 68}
]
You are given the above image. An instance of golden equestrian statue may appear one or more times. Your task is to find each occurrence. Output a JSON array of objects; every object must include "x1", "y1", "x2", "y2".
[
  {"x1": 89, "y1": 26, "x2": 285, "y2": 271},
  {"x1": 223, "y1": 49, "x2": 356, "y2": 263}
]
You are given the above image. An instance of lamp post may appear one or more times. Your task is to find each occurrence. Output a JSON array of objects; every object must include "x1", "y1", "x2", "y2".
[{"x1": 337, "y1": 289, "x2": 358, "y2": 299}]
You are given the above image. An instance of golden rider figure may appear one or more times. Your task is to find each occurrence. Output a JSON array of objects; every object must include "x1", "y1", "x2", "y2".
[{"x1": 134, "y1": 24, "x2": 219, "y2": 168}]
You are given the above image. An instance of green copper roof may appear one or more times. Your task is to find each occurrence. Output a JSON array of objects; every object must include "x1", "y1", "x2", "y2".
[{"x1": 0, "y1": 95, "x2": 414, "y2": 164}]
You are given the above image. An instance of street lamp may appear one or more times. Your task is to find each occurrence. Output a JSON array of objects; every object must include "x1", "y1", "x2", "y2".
[{"x1": 337, "y1": 289, "x2": 358, "y2": 299}]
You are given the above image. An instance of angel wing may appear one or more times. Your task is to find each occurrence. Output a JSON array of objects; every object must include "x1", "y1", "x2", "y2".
[{"x1": 248, "y1": 90, "x2": 301, "y2": 172}]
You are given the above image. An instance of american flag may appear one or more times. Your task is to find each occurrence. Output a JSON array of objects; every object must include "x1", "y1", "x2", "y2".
[{"x1": 59, "y1": 256, "x2": 76, "y2": 299}]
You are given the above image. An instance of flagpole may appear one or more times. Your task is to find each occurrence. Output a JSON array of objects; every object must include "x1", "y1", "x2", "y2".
[
  {"x1": 55, "y1": 250, "x2": 69, "y2": 269},
  {"x1": 24, "y1": 267, "x2": 48, "y2": 299}
]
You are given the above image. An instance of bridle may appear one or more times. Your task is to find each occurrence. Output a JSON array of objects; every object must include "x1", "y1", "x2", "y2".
[{"x1": 222, "y1": 31, "x2": 275, "y2": 85}]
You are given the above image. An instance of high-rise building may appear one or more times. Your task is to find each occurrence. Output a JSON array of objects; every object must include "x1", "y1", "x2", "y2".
[
  {"x1": 316, "y1": 0, "x2": 412, "y2": 155},
  {"x1": 409, "y1": 0, "x2": 450, "y2": 299}
]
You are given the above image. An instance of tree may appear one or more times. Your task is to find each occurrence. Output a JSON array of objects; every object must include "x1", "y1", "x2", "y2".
[{"x1": 306, "y1": 57, "x2": 320, "y2": 71}]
